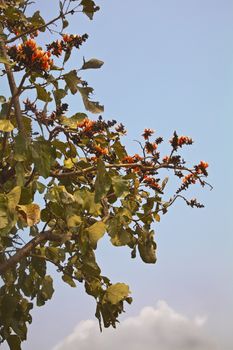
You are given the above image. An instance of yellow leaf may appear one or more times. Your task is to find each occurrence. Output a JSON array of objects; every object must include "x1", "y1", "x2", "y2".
[
  {"x1": 154, "y1": 213, "x2": 160, "y2": 222},
  {"x1": 64, "y1": 158, "x2": 76, "y2": 169},
  {"x1": 0, "y1": 120, "x2": 15, "y2": 132},
  {"x1": 104, "y1": 283, "x2": 130, "y2": 304},
  {"x1": 85, "y1": 221, "x2": 106, "y2": 247},
  {"x1": 17, "y1": 204, "x2": 41, "y2": 226},
  {"x1": 67, "y1": 215, "x2": 82, "y2": 228}
]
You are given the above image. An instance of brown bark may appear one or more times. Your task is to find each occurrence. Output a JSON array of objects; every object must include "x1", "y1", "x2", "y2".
[
  {"x1": 0, "y1": 231, "x2": 48, "y2": 275},
  {"x1": 0, "y1": 32, "x2": 26, "y2": 136},
  {"x1": 0, "y1": 230, "x2": 77, "y2": 275}
]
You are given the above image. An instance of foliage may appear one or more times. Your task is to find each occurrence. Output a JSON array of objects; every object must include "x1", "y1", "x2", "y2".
[{"x1": 0, "y1": 1, "x2": 210, "y2": 349}]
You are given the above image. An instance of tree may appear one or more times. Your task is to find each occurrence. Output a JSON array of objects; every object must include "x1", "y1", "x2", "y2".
[{"x1": 0, "y1": 1, "x2": 211, "y2": 349}]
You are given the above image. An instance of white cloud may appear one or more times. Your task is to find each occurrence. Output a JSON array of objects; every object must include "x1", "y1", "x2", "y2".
[{"x1": 52, "y1": 301, "x2": 217, "y2": 350}]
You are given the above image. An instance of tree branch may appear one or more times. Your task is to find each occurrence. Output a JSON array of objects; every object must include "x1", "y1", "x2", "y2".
[
  {"x1": 51, "y1": 162, "x2": 195, "y2": 178},
  {"x1": 0, "y1": 27, "x2": 26, "y2": 136},
  {"x1": 0, "y1": 228, "x2": 73, "y2": 275},
  {"x1": 6, "y1": 3, "x2": 80, "y2": 44},
  {"x1": 0, "y1": 231, "x2": 48, "y2": 275}
]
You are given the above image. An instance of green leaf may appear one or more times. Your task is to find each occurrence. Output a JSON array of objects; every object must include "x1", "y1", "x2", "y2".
[
  {"x1": 86, "y1": 221, "x2": 106, "y2": 247},
  {"x1": 0, "y1": 119, "x2": 14, "y2": 132},
  {"x1": 138, "y1": 241, "x2": 157, "y2": 264},
  {"x1": 41, "y1": 276, "x2": 54, "y2": 300},
  {"x1": 78, "y1": 87, "x2": 104, "y2": 114},
  {"x1": 36, "y1": 85, "x2": 52, "y2": 102},
  {"x1": 77, "y1": 190, "x2": 102, "y2": 216},
  {"x1": 35, "y1": 181, "x2": 46, "y2": 194},
  {"x1": 53, "y1": 89, "x2": 67, "y2": 105},
  {"x1": 14, "y1": 134, "x2": 30, "y2": 161},
  {"x1": 62, "y1": 18, "x2": 69, "y2": 29},
  {"x1": 46, "y1": 186, "x2": 74, "y2": 204},
  {"x1": 0, "y1": 194, "x2": 9, "y2": 230},
  {"x1": 63, "y1": 50, "x2": 71, "y2": 64},
  {"x1": 60, "y1": 113, "x2": 87, "y2": 128},
  {"x1": 7, "y1": 186, "x2": 21, "y2": 210},
  {"x1": 45, "y1": 247, "x2": 60, "y2": 263},
  {"x1": 1, "y1": 294, "x2": 18, "y2": 318},
  {"x1": 62, "y1": 274, "x2": 76, "y2": 287},
  {"x1": 104, "y1": 283, "x2": 130, "y2": 304},
  {"x1": 63, "y1": 70, "x2": 81, "y2": 94},
  {"x1": 112, "y1": 176, "x2": 129, "y2": 198},
  {"x1": 112, "y1": 141, "x2": 127, "y2": 160},
  {"x1": 81, "y1": 0, "x2": 100, "y2": 20},
  {"x1": 29, "y1": 10, "x2": 45, "y2": 30},
  {"x1": 94, "y1": 160, "x2": 111, "y2": 202},
  {"x1": 31, "y1": 139, "x2": 56, "y2": 178},
  {"x1": 0, "y1": 56, "x2": 14, "y2": 66},
  {"x1": 15, "y1": 162, "x2": 26, "y2": 186},
  {"x1": 81, "y1": 58, "x2": 104, "y2": 70},
  {"x1": 0, "y1": 101, "x2": 8, "y2": 118},
  {"x1": 110, "y1": 229, "x2": 132, "y2": 246},
  {"x1": 7, "y1": 335, "x2": 21, "y2": 350},
  {"x1": 31, "y1": 256, "x2": 46, "y2": 278},
  {"x1": 161, "y1": 176, "x2": 169, "y2": 190},
  {"x1": 0, "y1": 95, "x2": 6, "y2": 103}
]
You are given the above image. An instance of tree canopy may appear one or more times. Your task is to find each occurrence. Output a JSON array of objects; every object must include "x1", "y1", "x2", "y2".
[{"x1": 0, "y1": 1, "x2": 210, "y2": 349}]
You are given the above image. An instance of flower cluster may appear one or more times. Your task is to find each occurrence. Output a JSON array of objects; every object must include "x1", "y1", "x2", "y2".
[
  {"x1": 145, "y1": 141, "x2": 158, "y2": 154},
  {"x1": 182, "y1": 161, "x2": 208, "y2": 185},
  {"x1": 182, "y1": 173, "x2": 196, "y2": 184},
  {"x1": 143, "y1": 176, "x2": 161, "y2": 191},
  {"x1": 170, "y1": 132, "x2": 193, "y2": 150},
  {"x1": 77, "y1": 118, "x2": 96, "y2": 133},
  {"x1": 47, "y1": 33, "x2": 88, "y2": 57},
  {"x1": 94, "y1": 145, "x2": 109, "y2": 156},
  {"x1": 162, "y1": 155, "x2": 170, "y2": 163},
  {"x1": 195, "y1": 161, "x2": 209, "y2": 175},
  {"x1": 177, "y1": 135, "x2": 193, "y2": 147},
  {"x1": 8, "y1": 38, "x2": 53, "y2": 71},
  {"x1": 115, "y1": 123, "x2": 127, "y2": 135},
  {"x1": 122, "y1": 154, "x2": 143, "y2": 164},
  {"x1": 142, "y1": 128, "x2": 154, "y2": 140}
]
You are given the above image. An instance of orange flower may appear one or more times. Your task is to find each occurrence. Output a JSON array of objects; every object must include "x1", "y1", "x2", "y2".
[
  {"x1": 132, "y1": 166, "x2": 141, "y2": 173},
  {"x1": 143, "y1": 176, "x2": 161, "y2": 189},
  {"x1": 162, "y1": 155, "x2": 169, "y2": 163},
  {"x1": 145, "y1": 142, "x2": 158, "y2": 154},
  {"x1": 182, "y1": 173, "x2": 196, "y2": 184},
  {"x1": 133, "y1": 154, "x2": 143, "y2": 162},
  {"x1": 177, "y1": 136, "x2": 193, "y2": 147},
  {"x1": 25, "y1": 38, "x2": 37, "y2": 49},
  {"x1": 199, "y1": 161, "x2": 208, "y2": 169},
  {"x1": 14, "y1": 39, "x2": 53, "y2": 71},
  {"x1": 142, "y1": 128, "x2": 154, "y2": 140},
  {"x1": 77, "y1": 118, "x2": 95, "y2": 132},
  {"x1": 122, "y1": 156, "x2": 135, "y2": 164},
  {"x1": 196, "y1": 161, "x2": 209, "y2": 174},
  {"x1": 94, "y1": 145, "x2": 108, "y2": 155},
  {"x1": 62, "y1": 34, "x2": 72, "y2": 43}
]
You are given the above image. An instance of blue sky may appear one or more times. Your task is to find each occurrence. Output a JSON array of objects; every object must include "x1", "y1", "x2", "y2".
[{"x1": 2, "y1": 1, "x2": 233, "y2": 349}]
